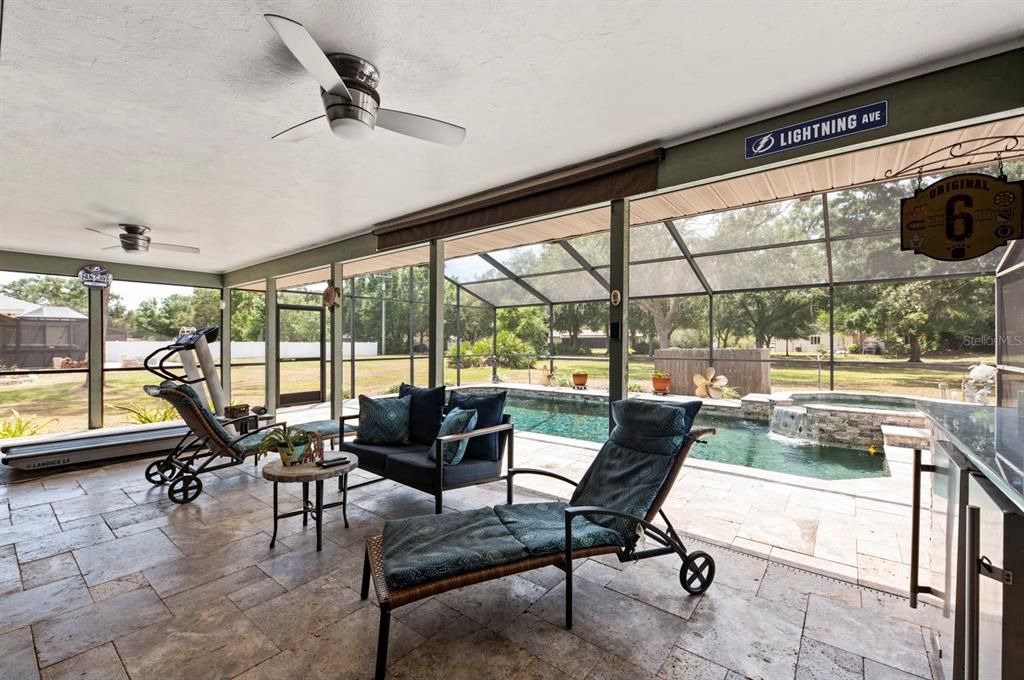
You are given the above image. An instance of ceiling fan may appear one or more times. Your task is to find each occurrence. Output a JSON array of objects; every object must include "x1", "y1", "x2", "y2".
[
  {"x1": 85, "y1": 224, "x2": 200, "y2": 255},
  {"x1": 264, "y1": 13, "x2": 466, "y2": 146}
]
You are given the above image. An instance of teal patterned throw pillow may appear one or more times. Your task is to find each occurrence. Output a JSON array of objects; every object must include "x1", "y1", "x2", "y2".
[
  {"x1": 428, "y1": 407, "x2": 478, "y2": 464},
  {"x1": 354, "y1": 394, "x2": 411, "y2": 445}
]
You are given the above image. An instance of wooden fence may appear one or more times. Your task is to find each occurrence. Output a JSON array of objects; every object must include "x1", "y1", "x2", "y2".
[{"x1": 652, "y1": 348, "x2": 771, "y2": 396}]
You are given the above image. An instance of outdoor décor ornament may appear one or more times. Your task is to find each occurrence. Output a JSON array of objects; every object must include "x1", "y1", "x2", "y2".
[
  {"x1": 963, "y1": 362, "x2": 997, "y2": 405},
  {"x1": 78, "y1": 264, "x2": 112, "y2": 289},
  {"x1": 693, "y1": 367, "x2": 729, "y2": 399},
  {"x1": 322, "y1": 280, "x2": 341, "y2": 311},
  {"x1": 898, "y1": 149, "x2": 1023, "y2": 262}
]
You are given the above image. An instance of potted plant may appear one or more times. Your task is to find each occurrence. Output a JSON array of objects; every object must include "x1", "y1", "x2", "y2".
[
  {"x1": 259, "y1": 426, "x2": 312, "y2": 466},
  {"x1": 651, "y1": 370, "x2": 671, "y2": 394},
  {"x1": 571, "y1": 371, "x2": 588, "y2": 388}
]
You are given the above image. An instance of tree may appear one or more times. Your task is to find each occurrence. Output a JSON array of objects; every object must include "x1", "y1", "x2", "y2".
[
  {"x1": 552, "y1": 302, "x2": 605, "y2": 351},
  {"x1": 836, "y1": 278, "x2": 995, "y2": 362},
  {"x1": 0, "y1": 275, "x2": 89, "y2": 313},
  {"x1": 728, "y1": 289, "x2": 825, "y2": 349}
]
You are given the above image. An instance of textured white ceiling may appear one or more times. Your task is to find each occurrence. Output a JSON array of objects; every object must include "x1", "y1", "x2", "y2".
[{"x1": 1, "y1": 0, "x2": 1022, "y2": 274}]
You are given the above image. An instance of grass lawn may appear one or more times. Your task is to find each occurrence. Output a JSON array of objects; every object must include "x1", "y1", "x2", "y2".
[{"x1": 1, "y1": 353, "x2": 980, "y2": 436}]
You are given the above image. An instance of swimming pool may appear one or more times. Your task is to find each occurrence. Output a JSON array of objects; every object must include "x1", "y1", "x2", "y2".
[{"x1": 505, "y1": 395, "x2": 889, "y2": 481}]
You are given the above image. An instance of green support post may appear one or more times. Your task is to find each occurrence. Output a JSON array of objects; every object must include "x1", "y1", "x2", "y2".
[
  {"x1": 608, "y1": 199, "x2": 630, "y2": 427},
  {"x1": 220, "y1": 287, "x2": 232, "y2": 404},
  {"x1": 265, "y1": 277, "x2": 277, "y2": 418},
  {"x1": 87, "y1": 287, "x2": 104, "y2": 429},
  {"x1": 428, "y1": 240, "x2": 445, "y2": 387},
  {"x1": 331, "y1": 262, "x2": 345, "y2": 418}
]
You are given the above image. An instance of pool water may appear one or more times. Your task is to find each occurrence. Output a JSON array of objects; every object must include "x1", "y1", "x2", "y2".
[{"x1": 505, "y1": 396, "x2": 889, "y2": 481}]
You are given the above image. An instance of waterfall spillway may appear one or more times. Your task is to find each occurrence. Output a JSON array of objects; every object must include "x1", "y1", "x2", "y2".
[{"x1": 770, "y1": 405, "x2": 808, "y2": 440}]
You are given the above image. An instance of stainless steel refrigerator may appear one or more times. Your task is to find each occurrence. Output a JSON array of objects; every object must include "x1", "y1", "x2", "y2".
[{"x1": 912, "y1": 419, "x2": 1023, "y2": 680}]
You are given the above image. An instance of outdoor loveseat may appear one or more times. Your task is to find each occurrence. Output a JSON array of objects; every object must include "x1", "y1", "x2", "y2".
[
  {"x1": 360, "y1": 398, "x2": 715, "y2": 679},
  {"x1": 338, "y1": 386, "x2": 514, "y2": 513}
]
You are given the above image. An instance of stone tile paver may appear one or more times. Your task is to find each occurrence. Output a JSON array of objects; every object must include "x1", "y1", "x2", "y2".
[
  {"x1": 39, "y1": 642, "x2": 128, "y2": 680},
  {"x1": 32, "y1": 586, "x2": 171, "y2": 667},
  {"x1": 15, "y1": 523, "x2": 115, "y2": 563},
  {"x1": 0, "y1": 626, "x2": 40, "y2": 680},
  {"x1": 0, "y1": 576, "x2": 92, "y2": 635},
  {"x1": 73, "y1": 530, "x2": 184, "y2": 586},
  {"x1": 114, "y1": 597, "x2": 278, "y2": 680},
  {"x1": 803, "y1": 595, "x2": 930, "y2": 678},
  {"x1": 795, "y1": 637, "x2": 864, "y2": 680},
  {"x1": 20, "y1": 553, "x2": 80, "y2": 590}
]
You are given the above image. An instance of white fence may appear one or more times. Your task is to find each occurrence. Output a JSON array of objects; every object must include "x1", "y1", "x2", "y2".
[{"x1": 104, "y1": 340, "x2": 378, "y2": 368}]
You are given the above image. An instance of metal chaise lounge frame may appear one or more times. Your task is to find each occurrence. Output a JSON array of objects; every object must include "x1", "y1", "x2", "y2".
[
  {"x1": 361, "y1": 400, "x2": 715, "y2": 680},
  {"x1": 143, "y1": 380, "x2": 289, "y2": 503}
]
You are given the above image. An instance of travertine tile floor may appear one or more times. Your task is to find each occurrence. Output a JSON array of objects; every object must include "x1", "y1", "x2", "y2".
[{"x1": 0, "y1": 440, "x2": 938, "y2": 679}]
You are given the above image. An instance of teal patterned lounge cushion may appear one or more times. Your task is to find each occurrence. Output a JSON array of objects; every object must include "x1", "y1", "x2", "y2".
[
  {"x1": 571, "y1": 399, "x2": 701, "y2": 538},
  {"x1": 354, "y1": 394, "x2": 411, "y2": 445},
  {"x1": 382, "y1": 507, "x2": 529, "y2": 589},
  {"x1": 493, "y1": 502, "x2": 626, "y2": 555},
  {"x1": 428, "y1": 407, "x2": 478, "y2": 464}
]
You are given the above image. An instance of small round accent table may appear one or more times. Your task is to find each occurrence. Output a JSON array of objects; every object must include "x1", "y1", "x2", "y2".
[{"x1": 261, "y1": 455, "x2": 358, "y2": 552}]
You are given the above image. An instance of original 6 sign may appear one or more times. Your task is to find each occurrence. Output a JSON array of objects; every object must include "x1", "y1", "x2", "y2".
[{"x1": 901, "y1": 172, "x2": 1023, "y2": 261}]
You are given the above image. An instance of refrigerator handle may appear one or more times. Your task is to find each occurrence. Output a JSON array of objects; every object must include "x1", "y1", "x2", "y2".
[
  {"x1": 910, "y1": 447, "x2": 936, "y2": 608},
  {"x1": 965, "y1": 504, "x2": 980, "y2": 680}
]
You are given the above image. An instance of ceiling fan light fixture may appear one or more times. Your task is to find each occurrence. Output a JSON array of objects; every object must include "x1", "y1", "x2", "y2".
[{"x1": 329, "y1": 116, "x2": 374, "y2": 141}]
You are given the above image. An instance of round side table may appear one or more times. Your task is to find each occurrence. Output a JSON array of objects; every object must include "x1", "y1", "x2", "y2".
[{"x1": 261, "y1": 455, "x2": 359, "y2": 552}]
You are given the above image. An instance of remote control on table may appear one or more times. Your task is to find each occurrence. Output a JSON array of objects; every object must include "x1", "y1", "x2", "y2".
[{"x1": 317, "y1": 457, "x2": 350, "y2": 468}]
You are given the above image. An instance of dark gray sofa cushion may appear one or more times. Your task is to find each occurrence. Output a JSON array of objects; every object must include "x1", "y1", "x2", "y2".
[
  {"x1": 447, "y1": 391, "x2": 506, "y2": 461},
  {"x1": 340, "y1": 441, "x2": 431, "y2": 473},
  {"x1": 399, "y1": 383, "x2": 446, "y2": 445},
  {"x1": 383, "y1": 507, "x2": 528, "y2": 589},
  {"x1": 385, "y1": 452, "x2": 500, "y2": 490}
]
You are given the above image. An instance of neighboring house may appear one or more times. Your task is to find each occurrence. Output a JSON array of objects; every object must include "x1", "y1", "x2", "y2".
[
  {"x1": 0, "y1": 293, "x2": 88, "y2": 369},
  {"x1": 780, "y1": 326, "x2": 884, "y2": 355}
]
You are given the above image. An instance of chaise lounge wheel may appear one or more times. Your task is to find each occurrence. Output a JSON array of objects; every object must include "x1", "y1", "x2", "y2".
[
  {"x1": 145, "y1": 460, "x2": 174, "y2": 486},
  {"x1": 168, "y1": 474, "x2": 202, "y2": 504},
  {"x1": 679, "y1": 550, "x2": 715, "y2": 595}
]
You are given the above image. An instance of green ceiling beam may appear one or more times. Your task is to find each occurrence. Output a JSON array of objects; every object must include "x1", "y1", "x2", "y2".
[
  {"x1": 658, "y1": 48, "x2": 1024, "y2": 191},
  {"x1": 0, "y1": 250, "x2": 223, "y2": 288},
  {"x1": 222, "y1": 234, "x2": 377, "y2": 288}
]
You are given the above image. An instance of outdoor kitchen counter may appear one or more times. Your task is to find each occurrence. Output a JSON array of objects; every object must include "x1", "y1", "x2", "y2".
[{"x1": 916, "y1": 400, "x2": 1024, "y2": 512}]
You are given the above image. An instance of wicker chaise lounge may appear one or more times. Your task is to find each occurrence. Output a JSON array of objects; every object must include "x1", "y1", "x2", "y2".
[{"x1": 361, "y1": 399, "x2": 716, "y2": 679}]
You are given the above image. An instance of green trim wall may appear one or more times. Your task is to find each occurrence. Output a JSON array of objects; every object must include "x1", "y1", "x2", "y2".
[
  {"x1": 657, "y1": 48, "x2": 1024, "y2": 191},
  {"x1": 0, "y1": 250, "x2": 222, "y2": 288},
  {"x1": 223, "y1": 234, "x2": 376, "y2": 289}
]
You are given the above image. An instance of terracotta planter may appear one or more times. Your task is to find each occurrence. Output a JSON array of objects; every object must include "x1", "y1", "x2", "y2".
[
  {"x1": 651, "y1": 376, "x2": 671, "y2": 393},
  {"x1": 572, "y1": 373, "x2": 589, "y2": 387}
]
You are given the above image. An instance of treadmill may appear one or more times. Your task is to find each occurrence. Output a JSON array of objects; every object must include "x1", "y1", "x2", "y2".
[
  {"x1": 1, "y1": 327, "x2": 236, "y2": 471},
  {"x1": 1, "y1": 422, "x2": 195, "y2": 471}
]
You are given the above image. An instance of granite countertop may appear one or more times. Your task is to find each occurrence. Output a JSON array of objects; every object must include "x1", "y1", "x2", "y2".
[{"x1": 915, "y1": 400, "x2": 1024, "y2": 511}]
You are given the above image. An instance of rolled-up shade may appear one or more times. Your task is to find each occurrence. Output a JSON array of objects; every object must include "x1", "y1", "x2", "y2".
[{"x1": 373, "y1": 147, "x2": 663, "y2": 250}]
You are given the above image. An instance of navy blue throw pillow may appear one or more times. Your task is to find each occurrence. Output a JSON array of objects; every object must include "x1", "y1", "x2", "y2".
[
  {"x1": 447, "y1": 391, "x2": 506, "y2": 461},
  {"x1": 399, "y1": 383, "x2": 446, "y2": 445}
]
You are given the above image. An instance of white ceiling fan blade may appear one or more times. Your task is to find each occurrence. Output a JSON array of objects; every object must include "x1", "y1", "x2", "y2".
[
  {"x1": 150, "y1": 242, "x2": 201, "y2": 254},
  {"x1": 272, "y1": 114, "x2": 327, "y2": 141},
  {"x1": 85, "y1": 225, "x2": 121, "y2": 239},
  {"x1": 264, "y1": 14, "x2": 352, "y2": 99},
  {"x1": 376, "y1": 109, "x2": 466, "y2": 146}
]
